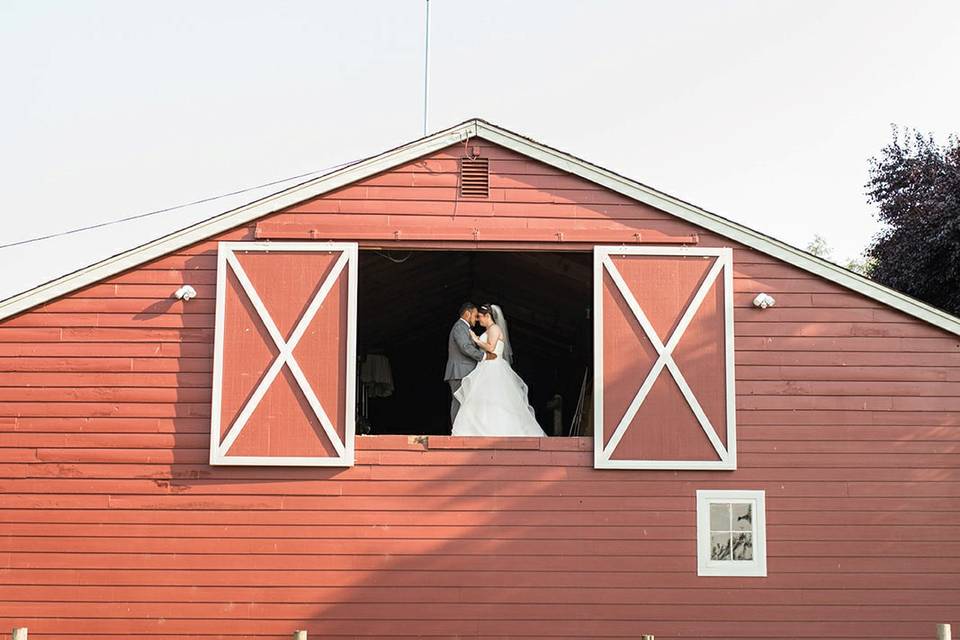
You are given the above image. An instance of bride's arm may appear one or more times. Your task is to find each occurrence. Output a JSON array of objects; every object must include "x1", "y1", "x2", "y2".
[
  {"x1": 471, "y1": 332, "x2": 494, "y2": 353},
  {"x1": 472, "y1": 325, "x2": 502, "y2": 353}
]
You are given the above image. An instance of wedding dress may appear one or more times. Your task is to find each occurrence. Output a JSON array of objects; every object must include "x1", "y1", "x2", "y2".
[{"x1": 452, "y1": 332, "x2": 547, "y2": 437}]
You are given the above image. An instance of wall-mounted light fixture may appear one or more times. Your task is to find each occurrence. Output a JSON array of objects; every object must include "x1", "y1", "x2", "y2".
[
  {"x1": 174, "y1": 285, "x2": 197, "y2": 301},
  {"x1": 752, "y1": 293, "x2": 776, "y2": 309}
]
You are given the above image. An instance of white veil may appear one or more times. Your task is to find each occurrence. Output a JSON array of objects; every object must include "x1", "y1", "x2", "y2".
[{"x1": 489, "y1": 304, "x2": 514, "y2": 364}]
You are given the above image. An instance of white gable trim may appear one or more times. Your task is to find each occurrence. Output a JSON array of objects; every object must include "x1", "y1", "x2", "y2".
[
  {"x1": 1, "y1": 118, "x2": 959, "y2": 337},
  {"x1": 0, "y1": 122, "x2": 477, "y2": 321},
  {"x1": 473, "y1": 121, "x2": 960, "y2": 337}
]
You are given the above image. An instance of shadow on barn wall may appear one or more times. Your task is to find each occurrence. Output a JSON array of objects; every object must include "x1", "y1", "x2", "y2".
[
  {"x1": 150, "y1": 250, "x2": 701, "y2": 637},
  {"x1": 5, "y1": 157, "x2": 959, "y2": 637},
  {"x1": 153, "y1": 250, "x2": 737, "y2": 639}
]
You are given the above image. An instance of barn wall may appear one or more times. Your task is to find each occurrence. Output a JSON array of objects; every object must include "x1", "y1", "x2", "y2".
[{"x1": 0, "y1": 139, "x2": 958, "y2": 638}]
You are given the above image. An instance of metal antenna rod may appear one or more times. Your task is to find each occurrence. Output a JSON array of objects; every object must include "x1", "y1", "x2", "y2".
[{"x1": 423, "y1": 0, "x2": 431, "y2": 136}]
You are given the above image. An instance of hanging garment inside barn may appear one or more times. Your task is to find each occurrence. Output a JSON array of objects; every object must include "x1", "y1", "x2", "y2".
[{"x1": 0, "y1": 119, "x2": 957, "y2": 638}]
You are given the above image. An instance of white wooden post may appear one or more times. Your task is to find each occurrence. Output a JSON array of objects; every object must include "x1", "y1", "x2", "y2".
[
  {"x1": 12, "y1": 629, "x2": 28, "y2": 640},
  {"x1": 293, "y1": 631, "x2": 307, "y2": 640},
  {"x1": 937, "y1": 623, "x2": 951, "y2": 640}
]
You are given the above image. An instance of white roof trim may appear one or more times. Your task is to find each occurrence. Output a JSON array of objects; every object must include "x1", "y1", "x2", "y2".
[
  {"x1": 0, "y1": 121, "x2": 477, "y2": 321},
  {"x1": 2, "y1": 118, "x2": 959, "y2": 337},
  {"x1": 473, "y1": 121, "x2": 960, "y2": 337}
]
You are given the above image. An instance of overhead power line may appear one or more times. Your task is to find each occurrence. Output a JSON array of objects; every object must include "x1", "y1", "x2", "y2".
[{"x1": 0, "y1": 158, "x2": 361, "y2": 251}]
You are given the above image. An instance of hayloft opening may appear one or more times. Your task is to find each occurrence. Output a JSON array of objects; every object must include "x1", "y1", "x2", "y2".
[{"x1": 357, "y1": 250, "x2": 593, "y2": 437}]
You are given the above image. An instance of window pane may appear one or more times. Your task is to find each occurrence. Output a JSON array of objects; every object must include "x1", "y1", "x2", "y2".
[
  {"x1": 732, "y1": 532, "x2": 753, "y2": 560},
  {"x1": 711, "y1": 533, "x2": 731, "y2": 560},
  {"x1": 733, "y1": 503, "x2": 753, "y2": 531},
  {"x1": 697, "y1": 491, "x2": 766, "y2": 576},
  {"x1": 710, "y1": 503, "x2": 731, "y2": 532}
]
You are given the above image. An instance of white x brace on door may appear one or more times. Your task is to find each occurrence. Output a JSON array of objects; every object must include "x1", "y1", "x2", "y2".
[
  {"x1": 210, "y1": 242, "x2": 357, "y2": 466},
  {"x1": 594, "y1": 246, "x2": 736, "y2": 470}
]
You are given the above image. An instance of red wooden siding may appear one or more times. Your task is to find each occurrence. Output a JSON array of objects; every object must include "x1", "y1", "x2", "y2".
[{"x1": 0, "y1": 138, "x2": 958, "y2": 638}]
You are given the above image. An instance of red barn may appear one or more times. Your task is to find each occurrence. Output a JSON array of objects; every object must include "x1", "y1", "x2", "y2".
[{"x1": 0, "y1": 119, "x2": 958, "y2": 639}]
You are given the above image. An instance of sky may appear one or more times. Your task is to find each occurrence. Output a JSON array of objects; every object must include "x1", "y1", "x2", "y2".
[{"x1": 1, "y1": 0, "x2": 958, "y2": 300}]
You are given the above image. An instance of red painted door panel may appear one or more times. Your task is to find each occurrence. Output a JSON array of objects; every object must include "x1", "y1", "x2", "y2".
[
  {"x1": 210, "y1": 242, "x2": 357, "y2": 466},
  {"x1": 594, "y1": 246, "x2": 735, "y2": 469}
]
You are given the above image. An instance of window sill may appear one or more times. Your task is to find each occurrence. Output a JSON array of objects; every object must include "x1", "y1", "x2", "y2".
[
  {"x1": 355, "y1": 434, "x2": 593, "y2": 452},
  {"x1": 698, "y1": 562, "x2": 767, "y2": 578}
]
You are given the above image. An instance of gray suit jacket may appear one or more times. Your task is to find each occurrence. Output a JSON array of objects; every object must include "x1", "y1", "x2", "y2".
[{"x1": 444, "y1": 320, "x2": 485, "y2": 381}]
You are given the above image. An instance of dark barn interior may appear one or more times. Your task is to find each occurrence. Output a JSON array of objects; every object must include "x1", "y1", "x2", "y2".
[{"x1": 356, "y1": 250, "x2": 593, "y2": 436}]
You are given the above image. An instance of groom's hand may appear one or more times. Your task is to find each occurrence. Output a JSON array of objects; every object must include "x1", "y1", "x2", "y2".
[{"x1": 485, "y1": 353, "x2": 498, "y2": 360}]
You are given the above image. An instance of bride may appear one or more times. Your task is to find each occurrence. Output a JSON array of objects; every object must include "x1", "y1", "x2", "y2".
[{"x1": 452, "y1": 303, "x2": 547, "y2": 437}]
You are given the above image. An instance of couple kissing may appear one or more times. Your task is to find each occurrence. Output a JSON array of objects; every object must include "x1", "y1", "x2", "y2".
[{"x1": 443, "y1": 302, "x2": 546, "y2": 437}]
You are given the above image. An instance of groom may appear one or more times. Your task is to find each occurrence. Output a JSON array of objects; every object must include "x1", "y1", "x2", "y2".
[{"x1": 444, "y1": 302, "x2": 497, "y2": 426}]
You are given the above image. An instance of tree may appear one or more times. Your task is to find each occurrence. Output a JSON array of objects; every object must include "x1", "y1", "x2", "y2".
[
  {"x1": 804, "y1": 234, "x2": 873, "y2": 276},
  {"x1": 865, "y1": 128, "x2": 960, "y2": 315},
  {"x1": 805, "y1": 234, "x2": 833, "y2": 260}
]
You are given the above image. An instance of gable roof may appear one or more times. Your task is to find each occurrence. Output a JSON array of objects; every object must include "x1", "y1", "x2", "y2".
[{"x1": 2, "y1": 118, "x2": 959, "y2": 336}]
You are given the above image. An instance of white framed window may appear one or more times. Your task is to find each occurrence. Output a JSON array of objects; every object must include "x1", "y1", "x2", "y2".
[{"x1": 696, "y1": 490, "x2": 767, "y2": 577}]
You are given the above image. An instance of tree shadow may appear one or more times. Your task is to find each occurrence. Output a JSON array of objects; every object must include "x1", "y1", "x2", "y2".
[{"x1": 12, "y1": 150, "x2": 958, "y2": 638}]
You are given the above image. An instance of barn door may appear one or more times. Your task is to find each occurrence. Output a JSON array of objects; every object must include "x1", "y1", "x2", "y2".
[
  {"x1": 210, "y1": 242, "x2": 357, "y2": 466},
  {"x1": 594, "y1": 246, "x2": 735, "y2": 470}
]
